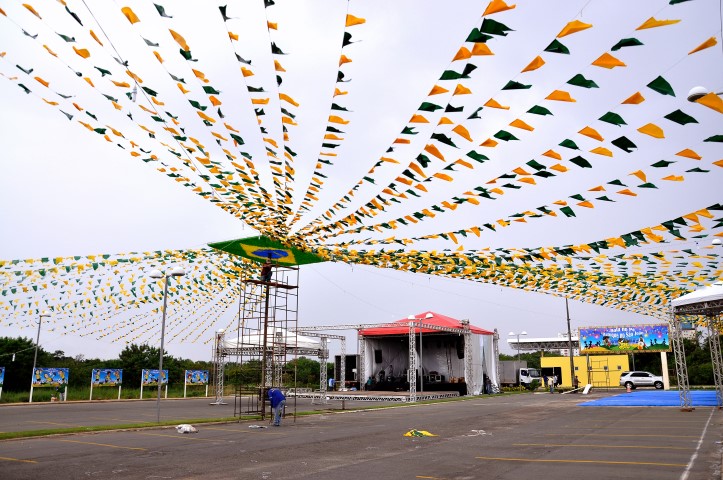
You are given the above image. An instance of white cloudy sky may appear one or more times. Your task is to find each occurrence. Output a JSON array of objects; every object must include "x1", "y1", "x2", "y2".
[{"x1": 0, "y1": 0, "x2": 721, "y2": 361}]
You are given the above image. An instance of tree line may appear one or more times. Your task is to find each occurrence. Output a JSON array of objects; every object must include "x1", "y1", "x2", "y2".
[{"x1": 0, "y1": 336, "x2": 332, "y2": 392}]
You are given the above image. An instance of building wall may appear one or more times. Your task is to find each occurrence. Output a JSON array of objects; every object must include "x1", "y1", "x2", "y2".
[{"x1": 541, "y1": 354, "x2": 630, "y2": 388}]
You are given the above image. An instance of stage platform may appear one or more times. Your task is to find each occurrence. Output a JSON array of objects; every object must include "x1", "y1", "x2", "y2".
[{"x1": 287, "y1": 389, "x2": 460, "y2": 402}]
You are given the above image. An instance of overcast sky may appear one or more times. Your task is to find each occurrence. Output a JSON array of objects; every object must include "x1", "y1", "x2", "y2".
[{"x1": 0, "y1": 0, "x2": 721, "y2": 361}]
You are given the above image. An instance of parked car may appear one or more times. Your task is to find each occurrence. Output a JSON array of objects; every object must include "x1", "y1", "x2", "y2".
[{"x1": 619, "y1": 371, "x2": 664, "y2": 389}]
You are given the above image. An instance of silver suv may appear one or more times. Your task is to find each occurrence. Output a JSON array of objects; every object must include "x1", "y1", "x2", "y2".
[{"x1": 619, "y1": 371, "x2": 664, "y2": 389}]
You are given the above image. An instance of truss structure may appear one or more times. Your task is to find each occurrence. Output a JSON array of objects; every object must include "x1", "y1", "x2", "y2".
[
  {"x1": 706, "y1": 316, "x2": 723, "y2": 408},
  {"x1": 669, "y1": 311, "x2": 693, "y2": 411}
]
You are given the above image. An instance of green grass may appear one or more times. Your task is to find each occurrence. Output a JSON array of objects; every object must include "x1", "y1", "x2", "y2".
[{"x1": 0, "y1": 415, "x2": 258, "y2": 441}]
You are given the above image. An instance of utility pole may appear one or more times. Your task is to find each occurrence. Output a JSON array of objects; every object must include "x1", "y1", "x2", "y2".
[{"x1": 566, "y1": 298, "x2": 575, "y2": 388}]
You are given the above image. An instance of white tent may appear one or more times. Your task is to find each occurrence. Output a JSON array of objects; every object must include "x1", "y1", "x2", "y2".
[
  {"x1": 222, "y1": 328, "x2": 322, "y2": 352},
  {"x1": 672, "y1": 282, "x2": 723, "y2": 313}
]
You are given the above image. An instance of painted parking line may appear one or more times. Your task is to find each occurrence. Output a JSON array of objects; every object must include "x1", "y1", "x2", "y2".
[
  {"x1": 543, "y1": 433, "x2": 698, "y2": 439},
  {"x1": 514, "y1": 443, "x2": 693, "y2": 451},
  {"x1": 28, "y1": 420, "x2": 80, "y2": 428},
  {"x1": 55, "y1": 439, "x2": 146, "y2": 451},
  {"x1": 202, "y1": 426, "x2": 286, "y2": 435},
  {"x1": 416, "y1": 476, "x2": 449, "y2": 479},
  {"x1": 0, "y1": 456, "x2": 37, "y2": 464},
  {"x1": 136, "y1": 432, "x2": 228, "y2": 442},
  {"x1": 475, "y1": 456, "x2": 687, "y2": 468}
]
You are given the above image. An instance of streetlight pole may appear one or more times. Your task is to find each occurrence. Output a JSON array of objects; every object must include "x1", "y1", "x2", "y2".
[
  {"x1": 29, "y1": 310, "x2": 51, "y2": 403},
  {"x1": 508, "y1": 331, "x2": 527, "y2": 390},
  {"x1": 149, "y1": 267, "x2": 185, "y2": 423}
]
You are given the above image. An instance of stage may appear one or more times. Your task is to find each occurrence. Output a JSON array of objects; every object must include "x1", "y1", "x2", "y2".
[{"x1": 287, "y1": 389, "x2": 460, "y2": 403}]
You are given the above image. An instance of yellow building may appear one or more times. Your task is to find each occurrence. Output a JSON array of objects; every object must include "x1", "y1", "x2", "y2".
[{"x1": 541, "y1": 354, "x2": 630, "y2": 388}]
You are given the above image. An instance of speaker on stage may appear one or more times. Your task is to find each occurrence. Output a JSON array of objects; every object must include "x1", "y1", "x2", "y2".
[
  {"x1": 456, "y1": 338, "x2": 464, "y2": 359},
  {"x1": 374, "y1": 349, "x2": 382, "y2": 364}
]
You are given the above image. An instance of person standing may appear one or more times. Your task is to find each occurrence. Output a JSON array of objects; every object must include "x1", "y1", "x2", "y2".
[
  {"x1": 550, "y1": 375, "x2": 556, "y2": 393},
  {"x1": 260, "y1": 260, "x2": 273, "y2": 282},
  {"x1": 268, "y1": 388, "x2": 286, "y2": 426}
]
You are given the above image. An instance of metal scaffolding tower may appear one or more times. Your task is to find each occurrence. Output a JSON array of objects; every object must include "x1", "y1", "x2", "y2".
[
  {"x1": 669, "y1": 312, "x2": 693, "y2": 411},
  {"x1": 211, "y1": 329, "x2": 227, "y2": 405},
  {"x1": 706, "y1": 315, "x2": 723, "y2": 408},
  {"x1": 212, "y1": 263, "x2": 302, "y2": 419}
]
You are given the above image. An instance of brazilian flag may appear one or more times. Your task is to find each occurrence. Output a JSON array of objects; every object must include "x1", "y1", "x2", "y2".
[{"x1": 208, "y1": 236, "x2": 324, "y2": 266}]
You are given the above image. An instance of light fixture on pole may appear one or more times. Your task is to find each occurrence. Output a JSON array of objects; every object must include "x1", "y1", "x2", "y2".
[
  {"x1": 508, "y1": 331, "x2": 527, "y2": 390},
  {"x1": 687, "y1": 86, "x2": 723, "y2": 102},
  {"x1": 29, "y1": 310, "x2": 51, "y2": 403},
  {"x1": 149, "y1": 267, "x2": 185, "y2": 422}
]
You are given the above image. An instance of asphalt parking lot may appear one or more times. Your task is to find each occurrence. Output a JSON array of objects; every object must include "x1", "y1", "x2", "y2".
[{"x1": 1, "y1": 392, "x2": 721, "y2": 479}]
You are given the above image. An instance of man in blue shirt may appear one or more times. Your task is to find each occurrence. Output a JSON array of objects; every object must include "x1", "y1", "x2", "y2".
[{"x1": 268, "y1": 388, "x2": 286, "y2": 426}]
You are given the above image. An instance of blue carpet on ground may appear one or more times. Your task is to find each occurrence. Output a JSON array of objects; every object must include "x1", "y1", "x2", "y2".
[{"x1": 580, "y1": 390, "x2": 718, "y2": 407}]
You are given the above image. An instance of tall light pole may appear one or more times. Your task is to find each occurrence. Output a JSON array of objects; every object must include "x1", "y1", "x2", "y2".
[
  {"x1": 149, "y1": 267, "x2": 185, "y2": 422},
  {"x1": 29, "y1": 310, "x2": 51, "y2": 403},
  {"x1": 508, "y1": 331, "x2": 527, "y2": 390}
]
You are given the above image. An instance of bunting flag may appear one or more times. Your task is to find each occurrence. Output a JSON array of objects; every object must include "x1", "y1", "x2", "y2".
[{"x1": 1, "y1": 2, "x2": 721, "y2": 345}]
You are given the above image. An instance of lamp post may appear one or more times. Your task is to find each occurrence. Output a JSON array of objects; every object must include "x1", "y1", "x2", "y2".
[
  {"x1": 508, "y1": 331, "x2": 527, "y2": 390},
  {"x1": 29, "y1": 310, "x2": 51, "y2": 403},
  {"x1": 149, "y1": 267, "x2": 185, "y2": 422}
]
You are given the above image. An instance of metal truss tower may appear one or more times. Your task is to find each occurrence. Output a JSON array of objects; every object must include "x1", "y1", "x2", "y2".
[
  {"x1": 706, "y1": 315, "x2": 723, "y2": 408},
  {"x1": 211, "y1": 329, "x2": 227, "y2": 405},
  {"x1": 669, "y1": 311, "x2": 692, "y2": 411}
]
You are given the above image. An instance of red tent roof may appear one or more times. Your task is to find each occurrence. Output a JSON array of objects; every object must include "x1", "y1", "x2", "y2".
[{"x1": 359, "y1": 311, "x2": 493, "y2": 336}]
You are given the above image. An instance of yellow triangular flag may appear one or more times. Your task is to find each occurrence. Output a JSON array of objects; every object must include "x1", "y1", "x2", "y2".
[
  {"x1": 522, "y1": 56, "x2": 545, "y2": 72},
  {"x1": 484, "y1": 98, "x2": 510, "y2": 109},
  {"x1": 546, "y1": 90, "x2": 576, "y2": 102},
  {"x1": 676, "y1": 149, "x2": 702, "y2": 160},
  {"x1": 695, "y1": 92, "x2": 723, "y2": 114},
  {"x1": 453, "y1": 47, "x2": 472, "y2": 61},
  {"x1": 622, "y1": 92, "x2": 645, "y2": 104},
  {"x1": 579, "y1": 126, "x2": 603, "y2": 141},
  {"x1": 592, "y1": 53, "x2": 626, "y2": 69},
  {"x1": 637, "y1": 123, "x2": 664, "y2": 138},
  {"x1": 454, "y1": 84, "x2": 472, "y2": 95},
  {"x1": 346, "y1": 14, "x2": 366, "y2": 27},
  {"x1": 483, "y1": 0, "x2": 516, "y2": 16},
  {"x1": 557, "y1": 20, "x2": 592, "y2": 38},
  {"x1": 509, "y1": 119, "x2": 534, "y2": 131},
  {"x1": 689, "y1": 37, "x2": 718, "y2": 55},
  {"x1": 636, "y1": 17, "x2": 681, "y2": 30}
]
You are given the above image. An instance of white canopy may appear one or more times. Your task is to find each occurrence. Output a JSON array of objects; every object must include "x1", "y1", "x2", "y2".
[
  {"x1": 673, "y1": 282, "x2": 723, "y2": 307},
  {"x1": 672, "y1": 282, "x2": 723, "y2": 315},
  {"x1": 222, "y1": 328, "x2": 322, "y2": 351}
]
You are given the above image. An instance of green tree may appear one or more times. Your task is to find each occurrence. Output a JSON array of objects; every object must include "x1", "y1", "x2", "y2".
[{"x1": 0, "y1": 336, "x2": 51, "y2": 391}]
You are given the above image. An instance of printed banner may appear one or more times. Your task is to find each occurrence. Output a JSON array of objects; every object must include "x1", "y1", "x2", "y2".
[
  {"x1": 185, "y1": 370, "x2": 209, "y2": 385},
  {"x1": 0, "y1": 366, "x2": 4, "y2": 386},
  {"x1": 32, "y1": 367, "x2": 69, "y2": 387},
  {"x1": 579, "y1": 324, "x2": 670, "y2": 354},
  {"x1": 91, "y1": 369, "x2": 123, "y2": 387},
  {"x1": 141, "y1": 369, "x2": 168, "y2": 386}
]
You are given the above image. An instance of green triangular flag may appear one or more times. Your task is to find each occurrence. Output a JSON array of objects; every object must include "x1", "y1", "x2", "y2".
[
  {"x1": 611, "y1": 136, "x2": 637, "y2": 153},
  {"x1": 466, "y1": 29, "x2": 493, "y2": 43},
  {"x1": 664, "y1": 109, "x2": 698, "y2": 125},
  {"x1": 599, "y1": 111, "x2": 626, "y2": 126},
  {"x1": 559, "y1": 139, "x2": 579, "y2": 150},
  {"x1": 419, "y1": 102, "x2": 443, "y2": 112},
  {"x1": 528, "y1": 105, "x2": 553, "y2": 116},
  {"x1": 569, "y1": 156, "x2": 592, "y2": 168},
  {"x1": 480, "y1": 18, "x2": 513, "y2": 36},
  {"x1": 502, "y1": 80, "x2": 531, "y2": 90},
  {"x1": 647, "y1": 76, "x2": 675, "y2": 96},
  {"x1": 611, "y1": 38, "x2": 643, "y2": 51},
  {"x1": 544, "y1": 39, "x2": 570, "y2": 54},
  {"x1": 494, "y1": 130, "x2": 518, "y2": 141},
  {"x1": 704, "y1": 135, "x2": 723, "y2": 142},
  {"x1": 567, "y1": 74, "x2": 598, "y2": 89},
  {"x1": 651, "y1": 159, "x2": 675, "y2": 168}
]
